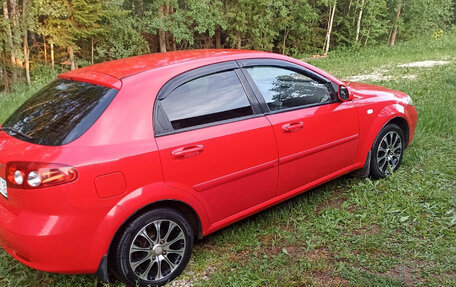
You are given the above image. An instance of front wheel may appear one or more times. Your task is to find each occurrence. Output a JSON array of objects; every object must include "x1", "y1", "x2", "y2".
[
  {"x1": 112, "y1": 208, "x2": 194, "y2": 287},
  {"x1": 370, "y1": 123, "x2": 405, "y2": 179}
]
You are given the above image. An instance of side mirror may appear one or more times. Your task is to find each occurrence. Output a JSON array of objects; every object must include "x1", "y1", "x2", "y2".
[{"x1": 339, "y1": 86, "x2": 351, "y2": 101}]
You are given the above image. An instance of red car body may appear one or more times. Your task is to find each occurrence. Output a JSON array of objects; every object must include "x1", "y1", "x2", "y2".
[{"x1": 0, "y1": 50, "x2": 417, "y2": 278}]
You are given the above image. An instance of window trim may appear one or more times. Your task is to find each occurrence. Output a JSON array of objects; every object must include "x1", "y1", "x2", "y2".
[
  {"x1": 237, "y1": 59, "x2": 340, "y2": 115},
  {"x1": 154, "y1": 61, "x2": 262, "y2": 137}
]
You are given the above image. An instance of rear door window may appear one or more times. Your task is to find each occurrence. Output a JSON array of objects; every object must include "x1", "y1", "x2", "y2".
[
  {"x1": 159, "y1": 70, "x2": 254, "y2": 131},
  {"x1": 1, "y1": 79, "x2": 118, "y2": 146}
]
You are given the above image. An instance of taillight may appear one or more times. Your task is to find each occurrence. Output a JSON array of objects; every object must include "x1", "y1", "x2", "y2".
[{"x1": 6, "y1": 162, "x2": 78, "y2": 189}]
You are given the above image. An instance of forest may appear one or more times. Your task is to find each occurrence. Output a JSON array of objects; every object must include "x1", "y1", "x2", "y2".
[{"x1": 0, "y1": 0, "x2": 455, "y2": 91}]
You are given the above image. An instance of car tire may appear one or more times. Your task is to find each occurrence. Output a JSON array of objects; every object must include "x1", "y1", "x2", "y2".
[
  {"x1": 112, "y1": 208, "x2": 194, "y2": 287},
  {"x1": 370, "y1": 123, "x2": 405, "y2": 179}
]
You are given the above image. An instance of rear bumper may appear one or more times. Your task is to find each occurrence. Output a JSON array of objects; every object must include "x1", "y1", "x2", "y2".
[{"x1": 0, "y1": 200, "x2": 109, "y2": 273}]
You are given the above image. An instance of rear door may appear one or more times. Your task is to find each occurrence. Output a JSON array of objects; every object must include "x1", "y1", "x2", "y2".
[
  {"x1": 154, "y1": 62, "x2": 278, "y2": 224},
  {"x1": 239, "y1": 59, "x2": 359, "y2": 195}
]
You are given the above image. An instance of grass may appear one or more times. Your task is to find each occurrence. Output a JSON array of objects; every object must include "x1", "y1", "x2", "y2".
[{"x1": 0, "y1": 32, "x2": 455, "y2": 287}]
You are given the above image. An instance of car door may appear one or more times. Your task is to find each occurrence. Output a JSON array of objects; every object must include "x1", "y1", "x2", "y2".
[
  {"x1": 154, "y1": 62, "x2": 278, "y2": 224},
  {"x1": 239, "y1": 59, "x2": 359, "y2": 196}
]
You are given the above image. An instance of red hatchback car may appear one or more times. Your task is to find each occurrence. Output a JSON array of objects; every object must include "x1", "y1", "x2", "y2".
[{"x1": 0, "y1": 50, "x2": 417, "y2": 286}]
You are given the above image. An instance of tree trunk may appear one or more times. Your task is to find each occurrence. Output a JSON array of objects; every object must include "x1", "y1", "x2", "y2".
[
  {"x1": 323, "y1": 2, "x2": 336, "y2": 56},
  {"x1": 23, "y1": 32, "x2": 30, "y2": 85},
  {"x1": 91, "y1": 38, "x2": 94, "y2": 65},
  {"x1": 388, "y1": 1, "x2": 403, "y2": 47},
  {"x1": 22, "y1": 0, "x2": 30, "y2": 85},
  {"x1": 44, "y1": 38, "x2": 47, "y2": 64},
  {"x1": 3, "y1": 1, "x2": 16, "y2": 82},
  {"x1": 9, "y1": 0, "x2": 17, "y2": 27},
  {"x1": 237, "y1": 33, "x2": 241, "y2": 49},
  {"x1": 158, "y1": 5, "x2": 167, "y2": 52},
  {"x1": 215, "y1": 26, "x2": 222, "y2": 48},
  {"x1": 2, "y1": 66, "x2": 9, "y2": 92},
  {"x1": 67, "y1": 45, "x2": 75, "y2": 70},
  {"x1": 355, "y1": 0, "x2": 365, "y2": 42},
  {"x1": 282, "y1": 29, "x2": 289, "y2": 54},
  {"x1": 50, "y1": 42, "x2": 55, "y2": 70},
  {"x1": 9, "y1": 0, "x2": 20, "y2": 70}
]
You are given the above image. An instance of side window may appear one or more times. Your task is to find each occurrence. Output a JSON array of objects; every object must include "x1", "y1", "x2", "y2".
[
  {"x1": 160, "y1": 70, "x2": 253, "y2": 130},
  {"x1": 245, "y1": 66, "x2": 336, "y2": 111}
]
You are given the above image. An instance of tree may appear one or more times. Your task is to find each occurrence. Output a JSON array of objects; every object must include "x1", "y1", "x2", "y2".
[
  {"x1": 1, "y1": 0, "x2": 455, "y2": 91},
  {"x1": 322, "y1": 0, "x2": 337, "y2": 55},
  {"x1": 94, "y1": 3, "x2": 150, "y2": 61},
  {"x1": 388, "y1": 0, "x2": 404, "y2": 47},
  {"x1": 402, "y1": 0, "x2": 454, "y2": 39},
  {"x1": 3, "y1": 0, "x2": 17, "y2": 82},
  {"x1": 355, "y1": 0, "x2": 365, "y2": 42}
]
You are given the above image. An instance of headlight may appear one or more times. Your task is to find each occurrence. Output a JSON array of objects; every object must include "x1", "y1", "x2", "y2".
[{"x1": 405, "y1": 95, "x2": 414, "y2": 106}]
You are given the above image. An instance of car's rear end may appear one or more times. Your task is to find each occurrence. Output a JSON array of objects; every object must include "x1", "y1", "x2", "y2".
[{"x1": 0, "y1": 79, "x2": 120, "y2": 272}]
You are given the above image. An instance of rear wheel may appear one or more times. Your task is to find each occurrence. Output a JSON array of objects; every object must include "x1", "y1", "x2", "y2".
[
  {"x1": 370, "y1": 124, "x2": 405, "y2": 179},
  {"x1": 112, "y1": 208, "x2": 194, "y2": 287}
]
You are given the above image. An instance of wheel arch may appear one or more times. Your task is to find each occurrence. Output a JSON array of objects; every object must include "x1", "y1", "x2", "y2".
[
  {"x1": 386, "y1": 116, "x2": 410, "y2": 147},
  {"x1": 355, "y1": 103, "x2": 411, "y2": 166},
  {"x1": 110, "y1": 199, "x2": 203, "y2": 247},
  {"x1": 90, "y1": 182, "x2": 209, "y2": 281},
  {"x1": 100, "y1": 199, "x2": 203, "y2": 282}
]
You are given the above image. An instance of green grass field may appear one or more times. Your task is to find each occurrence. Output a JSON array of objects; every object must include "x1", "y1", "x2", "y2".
[{"x1": 0, "y1": 32, "x2": 455, "y2": 287}]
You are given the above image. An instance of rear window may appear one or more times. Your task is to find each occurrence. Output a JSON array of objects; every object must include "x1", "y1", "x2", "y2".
[{"x1": 2, "y1": 79, "x2": 118, "y2": 146}]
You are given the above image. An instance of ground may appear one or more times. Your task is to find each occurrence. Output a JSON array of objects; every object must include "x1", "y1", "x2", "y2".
[{"x1": 0, "y1": 32, "x2": 455, "y2": 287}]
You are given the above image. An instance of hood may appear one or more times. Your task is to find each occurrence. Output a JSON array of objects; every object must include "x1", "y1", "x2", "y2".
[{"x1": 344, "y1": 81, "x2": 408, "y2": 100}]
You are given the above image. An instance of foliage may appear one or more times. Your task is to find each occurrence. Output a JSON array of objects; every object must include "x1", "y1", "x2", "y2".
[{"x1": 0, "y1": 0, "x2": 455, "y2": 89}]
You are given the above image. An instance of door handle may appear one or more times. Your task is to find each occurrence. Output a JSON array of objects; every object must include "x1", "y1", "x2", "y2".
[
  {"x1": 282, "y1": 122, "x2": 304, "y2": 133},
  {"x1": 172, "y1": 145, "x2": 204, "y2": 159}
]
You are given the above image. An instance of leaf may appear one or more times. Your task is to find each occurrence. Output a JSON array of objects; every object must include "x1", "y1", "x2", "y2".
[
  {"x1": 400, "y1": 216, "x2": 410, "y2": 222},
  {"x1": 282, "y1": 248, "x2": 289, "y2": 256}
]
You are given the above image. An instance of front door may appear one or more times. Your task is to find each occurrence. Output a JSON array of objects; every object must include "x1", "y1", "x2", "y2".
[{"x1": 242, "y1": 63, "x2": 359, "y2": 195}]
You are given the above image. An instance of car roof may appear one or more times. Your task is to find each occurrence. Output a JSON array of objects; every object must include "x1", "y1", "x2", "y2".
[
  {"x1": 58, "y1": 49, "x2": 268, "y2": 89},
  {"x1": 58, "y1": 49, "x2": 343, "y2": 89}
]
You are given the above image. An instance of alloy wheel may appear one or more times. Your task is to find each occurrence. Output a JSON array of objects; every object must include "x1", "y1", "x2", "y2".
[
  {"x1": 376, "y1": 130, "x2": 402, "y2": 174},
  {"x1": 129, "y1": 219, "x2": 186, "y2": 281}
]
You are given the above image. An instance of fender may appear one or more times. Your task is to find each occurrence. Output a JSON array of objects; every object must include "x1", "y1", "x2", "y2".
[
  {"x1": 86, "y1": 181, "x2": 210, "y2": 271},
  {"x1": 355, "y1": 103, "x2": 410, "y2": 166}
]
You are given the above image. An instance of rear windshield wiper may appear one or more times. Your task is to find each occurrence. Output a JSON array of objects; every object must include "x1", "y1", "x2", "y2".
[{"x1": 0, "y1": 127, "x2": 34, "y2": 140}]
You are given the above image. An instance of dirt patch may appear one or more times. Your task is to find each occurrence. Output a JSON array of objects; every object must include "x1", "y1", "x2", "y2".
[
  {"x1": 316, "y1": 196, "x2": 348, "y2": 214},
  {"x1": 311, "y1": 271, "x2": 349, "y2": 287},
  {"x1": 258, "y1": 233, "x2": 274, "y2": 244},
  {"x1": 353, "y1": 224, "x2": 381, "y2": 235},
  {"x1": 401, "y1": 74, "x2": 418, "y2": 80},
  {"x1": 167, "y1": 265, "x2": 216, "y2": 287},
  {"x1": 345, "y1": 59, "x2": 452, "y2": 83},
  {"x1": 346, "y1": 73, "x2": 392, "y2": 82},
  {"x1": 445, "y1": 271, "x2": 456, "y2": 280},
  {"x1": 306, "y1": 247, "x2": 331, "y2": 261},
  {"x1": 385, "y1": 265, "x2": 415, "y2": 287},
  {"x1": 282, "y1": 246, "x2": 303, "y2": 257},
  {"x1": 398, "y1": 60, "x2": 450, "y2": 68}
]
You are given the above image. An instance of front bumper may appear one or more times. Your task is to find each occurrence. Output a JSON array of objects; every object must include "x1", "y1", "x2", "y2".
[{"x1": 405, "y1": 105, "x2": 418, "y2": 146}]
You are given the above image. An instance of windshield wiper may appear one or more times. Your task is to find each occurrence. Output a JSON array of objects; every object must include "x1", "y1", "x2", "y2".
[{"x1": 0, "y1": 127, "x2": 34, "y2": 140}]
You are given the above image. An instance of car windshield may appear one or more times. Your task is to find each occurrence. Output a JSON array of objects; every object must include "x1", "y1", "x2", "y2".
[{"x1": 1, "y1": 79, "x2": 118, "y2": 146}]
